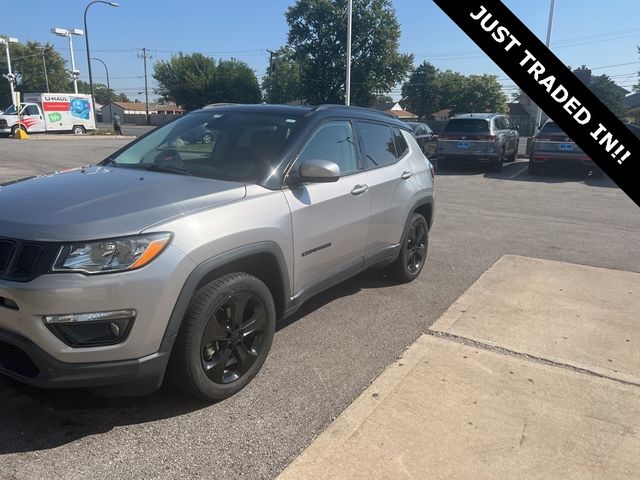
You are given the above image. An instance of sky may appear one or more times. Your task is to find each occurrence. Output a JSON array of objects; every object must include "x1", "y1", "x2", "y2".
[{"x1": 2, "y1": 0, "x2": 639, "y2": 103}]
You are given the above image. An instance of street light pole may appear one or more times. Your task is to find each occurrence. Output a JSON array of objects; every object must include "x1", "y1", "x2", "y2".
[
  {"x1": 534, "y1": 0, "x2": 556, "y2": 135},
  {"x1": 41, "y1": 49, "x2": 50, "y2": 93},
  {"x1": 84, "y1": 1, "x2": 119, "y2": 117},
  {"x1": 345, "y1": 0, "x2": 353, "y2": 106},
  {"x1": 0, "y1": 37, "x2": 19, "y2": 105},
  {"x1": 52, "y1": 28, "x2": 84, "y2": 94},
  {"x1": 92, "y1": 57, "x2": 111, "y2": 121}
]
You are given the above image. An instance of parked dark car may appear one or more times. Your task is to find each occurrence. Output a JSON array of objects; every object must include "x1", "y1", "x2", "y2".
[
  {"x1": 529, "y1": 120, "x2": 601, "y2": 177},
  {"x1": 406, "y1": 121, "x2": 437, "y2": 158}
]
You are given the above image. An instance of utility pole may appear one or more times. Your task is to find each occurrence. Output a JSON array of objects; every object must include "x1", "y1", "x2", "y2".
[
  {"x1": 535, "y1": 0, "x2": 556, "y2": 135},
  {"x1": 345, "y1": 0, "x2": 353, "y2": 106},
  {"x1": 267, "y1": 49, "x2": 275, "y2": 103},
  {"x1": 138, "y1": 47, "x2": 151, "y2": 125},
  {"x1": 41, "y1": 48, "x2": 50, "y2": 93}
]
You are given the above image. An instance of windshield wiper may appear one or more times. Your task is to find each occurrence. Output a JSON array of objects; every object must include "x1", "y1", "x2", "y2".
[{"x1": 141, "y1": 164, "x2": 192, "y2": 176}]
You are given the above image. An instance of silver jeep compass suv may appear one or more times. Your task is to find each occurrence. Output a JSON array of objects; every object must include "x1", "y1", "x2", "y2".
[{"x1": 0, "y1": 104, "x2": 435, "y2": 400}]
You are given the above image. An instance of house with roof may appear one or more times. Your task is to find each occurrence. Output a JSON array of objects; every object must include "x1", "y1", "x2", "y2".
[
  {"x1": 373, "y1": 101, "x2": 418, "y2": 121},
  {"x1": 100, "y1": 101, "x2": 184, "y2": 124}
]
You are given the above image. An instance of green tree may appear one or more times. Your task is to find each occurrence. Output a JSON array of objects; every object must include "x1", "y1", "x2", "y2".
[
  {"x1": 373, "y1": 94, "x2": 393, "y2": 105},
  {"x1": 409, "y1": 70, "x2": 507, "y2": 115},
  {"x1": 75, "y1": 80, "x2": 130, "y2": 104},
  {"x1": 153, "y1": 53, "x2": 261, "y2": 111},
  {"x1": 262, "y1": 46, "x2": 302, "y2": 104},
  {"x1": 458, "y1": 74, "x2": 507, "y2": 113},
  {"x1": 286, "y1": 0, "x2": 413, "y2": 106},
  {"x1": 589, "y1": 74, "x2": 627, "y2": 118},
  {"x1": 401, "y1": 61, "x2": 440, "y2": 118},
  {"x1": 0, "y1": 40, "x2": 69, "y2": 105},
  {"x1": 434, "y1": 70, "x2": 467, "y2": 113}
]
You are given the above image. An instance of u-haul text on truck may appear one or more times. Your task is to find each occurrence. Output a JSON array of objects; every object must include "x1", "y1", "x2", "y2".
[{"x1": 0, "y1": 93, "x2": 96, "y2": 136}]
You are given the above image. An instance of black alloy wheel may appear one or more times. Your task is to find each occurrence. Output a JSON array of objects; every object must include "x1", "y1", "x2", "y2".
[
  {"x1": 168, "y1": 272, "x2": 276, "y2": 401},
  {"x1": 388, "y1": 213, "x2": 429, "y2": 283},
  {"x1": 406, "y1": 222, "x2": 427, "y2": 275},
  {"x1": 200, "y1": 292, "x2": 267, "y2": 384}
]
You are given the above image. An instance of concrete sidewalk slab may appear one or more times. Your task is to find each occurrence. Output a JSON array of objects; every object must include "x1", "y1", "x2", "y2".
[
  {"x1": 278, "y1": 335, "x2": 640, "y2": 480},
  {"x1": 431, "y1": 255, "x2": 640, "y2": 384}
]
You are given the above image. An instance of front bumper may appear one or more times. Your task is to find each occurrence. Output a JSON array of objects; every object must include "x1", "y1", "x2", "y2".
[
  {"x1": 0, "y1": 326, "x2": 173, "y2": 394},
  {"x1": 0, "y1": 243, "x2": 195, "y2": 365}
]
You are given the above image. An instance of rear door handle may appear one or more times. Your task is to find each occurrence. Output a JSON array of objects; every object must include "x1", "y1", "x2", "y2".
[
  {"x1": 401, "y1": 171, "x2": 413, "y2": 180},
  {"x1": 351, "y1": 184, "x2": 368, "y2": 196}
]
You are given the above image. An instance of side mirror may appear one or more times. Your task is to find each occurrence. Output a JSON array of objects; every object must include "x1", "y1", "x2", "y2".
[{"x1": 296, "y1": 159, "x2": 341, "y2": 183}]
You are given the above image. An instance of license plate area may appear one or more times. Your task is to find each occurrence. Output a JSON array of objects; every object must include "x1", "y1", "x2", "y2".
[
  {"x1": 559, "y1": 143, "x2": 573, "y2": 151},
  {"x1": 457, "y1": 141, "x2": 469, "y2": 149}
]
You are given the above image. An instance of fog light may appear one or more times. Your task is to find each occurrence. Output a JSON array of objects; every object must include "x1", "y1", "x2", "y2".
[{"x1": 43, "y1": 309, "x2": 136, "y2": 347}]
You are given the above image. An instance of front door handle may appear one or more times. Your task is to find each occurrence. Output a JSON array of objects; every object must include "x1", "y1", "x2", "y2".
[
  {"x1": 351, "y1": 184, "x2": 369, "y2": 196},
  {"x1": 401, "y1": 171, "x2": 413, "y2": 180}
]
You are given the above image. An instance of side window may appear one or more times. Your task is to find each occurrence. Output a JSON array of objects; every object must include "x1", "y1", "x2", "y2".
[
  {"x1": 393, "y1": 127, "x2": 409, "y2": 157},
  {"x1": 502, "y1": 117, "x2": 511, "y2": 129},
  {"x1": 357, "y1": 122, "x2": 397, "y2": 169},
  {"x1": 298, "y1": 121, "x2": 359, "y2": 176},
  {"x1": 25, "y1": 105, "x2": 40, "y2": 116},
  {"x1": 494, "y1": 117, "x2": 507, "y2": 130}
]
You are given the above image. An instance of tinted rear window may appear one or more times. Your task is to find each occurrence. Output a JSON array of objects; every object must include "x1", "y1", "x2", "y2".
[
  {"x1": 539, "y1": 122, "x2": 565, "y2": 135},
  {"x1": 443, "y1": 119, "x2": 489, "y2": 133},
  {"x1": 357, "y1": 122, "x2": 397, "y2": 168}
]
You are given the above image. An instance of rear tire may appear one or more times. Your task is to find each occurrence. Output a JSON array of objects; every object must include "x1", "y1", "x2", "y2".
[
  {"x1": 72, "y1": 125, "x2": 86, "y2": 135},
  {"x1": 388, "y1": 213, "x2": 429, "y2": 283},
  {"x1": 167, "y1": 272, "x2": 276, "y2": 401},
  {"x1": 489, "y1": 151, "x2": 503, "y2": 172}
]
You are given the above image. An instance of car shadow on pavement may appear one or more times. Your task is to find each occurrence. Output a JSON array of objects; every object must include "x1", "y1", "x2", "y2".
[
  {"x1": 437, "y1": 160, "x2": 617, "y2": 188},
  {"x1": 0, "y1": 269, "x2": 395, "y2": 455},
  {"x1": 0, "y1": 375, "x2": 211, "y2": 454},
  {"x1": 276, "y1": 268, "x2": 396, "y2": 333}
]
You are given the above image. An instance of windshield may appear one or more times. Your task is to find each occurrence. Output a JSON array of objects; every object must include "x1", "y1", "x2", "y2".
[
  {"x1": 443, "y1": 119, "x2": 490, "y2": 133},
  {"x1": 108, "y1": 110, "x2": 302, "y2": 182},
  {"x1": 2, "y1": 105, "x2": 22, "y2": 115}
]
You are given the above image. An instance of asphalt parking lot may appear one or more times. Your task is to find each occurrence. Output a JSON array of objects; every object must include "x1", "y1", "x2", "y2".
[{"x1": 1, "y1": 137, "x2": 639, "y2": 480}]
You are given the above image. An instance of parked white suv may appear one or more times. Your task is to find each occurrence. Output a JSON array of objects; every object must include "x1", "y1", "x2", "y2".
[{"x1": 0, "y1": 104, "x2": 435, "y2": 400}]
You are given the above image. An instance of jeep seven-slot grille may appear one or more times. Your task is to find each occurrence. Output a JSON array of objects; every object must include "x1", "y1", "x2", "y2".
[{"x1": 0, "y1": 238, "x2": 58, "y2": 281}]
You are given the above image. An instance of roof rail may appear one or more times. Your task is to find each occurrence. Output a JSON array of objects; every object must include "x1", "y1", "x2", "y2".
[{"x1": 307, "y1": 104, "x2": 399, "y2": 120}]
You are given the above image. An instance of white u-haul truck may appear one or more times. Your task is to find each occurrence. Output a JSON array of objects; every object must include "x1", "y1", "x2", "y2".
[{"x1": 0, "y1": 93, "x2": 96, "y2": 136}]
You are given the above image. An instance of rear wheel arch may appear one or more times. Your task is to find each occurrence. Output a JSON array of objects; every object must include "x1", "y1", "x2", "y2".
[{"x1": 412, "y1": 197, "x2": 434, "y2": 230}]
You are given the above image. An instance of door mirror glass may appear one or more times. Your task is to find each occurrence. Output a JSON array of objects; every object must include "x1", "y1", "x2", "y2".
[{"x1": 298, "y1": 159, "x2": 341, "y2": 183}]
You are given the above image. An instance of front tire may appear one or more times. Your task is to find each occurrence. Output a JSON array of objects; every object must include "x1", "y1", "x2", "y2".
[
  {"x1": 168, "y1": 272, "x2": 276, "y2": 401},
  {"x1": 388, "y1": 213, "x2": 429, "y2": 283}
]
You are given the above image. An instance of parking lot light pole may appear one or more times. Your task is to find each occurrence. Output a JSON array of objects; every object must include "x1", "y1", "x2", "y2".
[
  {"x1": 52, "y1": 28, "x2": 84, "y2": 94},
  {"x1": 0, "y1": 37, "x2": 19, "y2": 105},
  {"x1": 92, "y1": 57, "x2": 111, "y2": 121},
  {"x1": 345, "y1": 0, "x2": 353, "y2": 106},
  {"x1": 84, "y1": 1, "x2": 119, "y2": 117},
  {"x1": 534, "y1": 0, "x2": 556, "y2": 135}
]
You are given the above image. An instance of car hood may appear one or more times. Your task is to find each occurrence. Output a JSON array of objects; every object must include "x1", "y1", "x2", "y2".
[{"x1": 0, "y1": 166, "x2": 246, "y2": 241}]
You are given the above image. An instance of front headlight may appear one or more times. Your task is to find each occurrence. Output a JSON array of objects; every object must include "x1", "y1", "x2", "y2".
[{"x1": 53, "y1": 233, "x2": 172, "y2": 274}]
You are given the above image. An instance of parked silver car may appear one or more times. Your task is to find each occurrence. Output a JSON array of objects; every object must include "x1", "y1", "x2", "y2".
[
  {"x1": 0, "y1": 104, "x2": 435, "y2": 400},
  {"x1": 436, "y1": 113, "x2": 519, "y2": 171}
]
